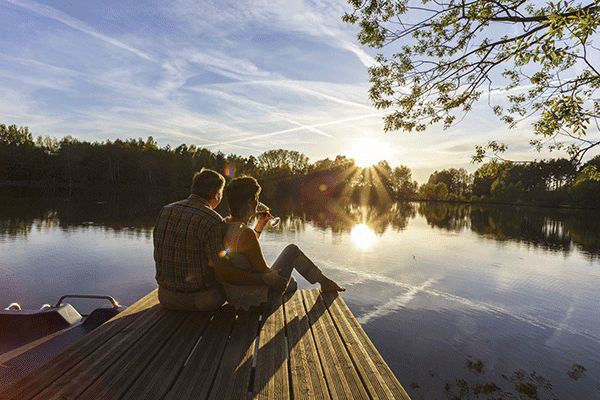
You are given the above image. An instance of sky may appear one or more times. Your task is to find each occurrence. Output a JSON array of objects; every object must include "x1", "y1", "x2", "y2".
[{"x1": 1, "y1": 0, "x2": 598, "y2": 182}]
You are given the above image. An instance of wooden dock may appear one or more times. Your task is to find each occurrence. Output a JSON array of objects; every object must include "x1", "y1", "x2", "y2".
[{"x1": 0, "y1": 289, "x2": 410, "y2": 399}]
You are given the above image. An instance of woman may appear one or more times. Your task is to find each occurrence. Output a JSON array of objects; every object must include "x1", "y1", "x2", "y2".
[{"x1": 221, "y1": 176, "x2": 344, "y2": 310}]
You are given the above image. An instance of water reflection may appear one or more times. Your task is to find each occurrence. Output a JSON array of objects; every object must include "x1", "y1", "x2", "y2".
[
  {"x1": 273, "y1": 200, "x2": 416, "y2": 235},
  {"x1": 274, "y1": 200, "x2": 600, "y2": 259},
  {"x1": 417, "y1": 202, "x2": 471, "y2": 232},
  {"x1": 0, "y1": 189, "x2": 177, "y2": 241},
  {"x1": 417, "y1": 202, "x2": 600, "y2": 259},
  {"x1": 2, "y1": 191, "x2": 599, "y2": 399},
  {"x1": 2, "y1": 191, "x2": 600, "y2": 259},
  {"x1": 350, "y1": 224, "x2": 377, "y2": 251}
]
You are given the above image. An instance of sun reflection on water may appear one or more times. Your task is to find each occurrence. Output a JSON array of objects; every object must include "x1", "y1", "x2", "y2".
[{"x1": 351, "y1": 223, "x2": 377, "y2": 251}]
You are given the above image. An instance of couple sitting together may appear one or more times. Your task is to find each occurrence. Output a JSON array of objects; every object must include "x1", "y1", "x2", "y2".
[{"x1": 153, "y1": 168, "x2": 344, "y2": 311}]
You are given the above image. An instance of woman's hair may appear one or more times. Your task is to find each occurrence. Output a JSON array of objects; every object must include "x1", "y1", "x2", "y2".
[
  {"x1": 190, "y1": 168, "x2": 225, "y2": 200},
  {"x1": 225, "y1": 176, "x2": 261, "y2": 217}
]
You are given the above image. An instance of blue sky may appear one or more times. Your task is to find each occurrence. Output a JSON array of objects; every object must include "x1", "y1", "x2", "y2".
[{"x1": 1, "y1": 0, "x2": 597, "y2": 182}]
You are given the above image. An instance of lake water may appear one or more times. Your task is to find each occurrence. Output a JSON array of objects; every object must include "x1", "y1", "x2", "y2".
[{"x1": 1, "y1": 190, "x2": 599, "y2": 399}]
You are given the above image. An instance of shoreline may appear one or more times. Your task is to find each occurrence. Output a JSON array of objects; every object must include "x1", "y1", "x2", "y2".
[{"x1": 1, "y1": 181, "x2": 598, "y2": 211}]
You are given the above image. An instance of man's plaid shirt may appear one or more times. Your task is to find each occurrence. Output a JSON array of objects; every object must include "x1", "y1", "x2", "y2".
[{"x1": 153, "y1": 195, "x2": 226, "y2": 292}]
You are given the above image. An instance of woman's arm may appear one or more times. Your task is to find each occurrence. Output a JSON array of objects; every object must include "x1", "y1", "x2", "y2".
[
  {"x1": 237, "y1": 228, "x2": 270, "y2": 273},
  {"x1": 253, "y1": 211, "x2": 271, "y2": 238},
  {"x1": 212, "y1": 224, "x2": 287, "y2": 291},
  {"x1": 207, "y1": 222, "x2": 265, "y2": 285}
]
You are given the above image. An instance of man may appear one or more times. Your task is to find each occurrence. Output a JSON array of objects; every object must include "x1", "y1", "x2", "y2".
[{"x1": 153, "y1": 168, "x2": 286, "y2": 311}]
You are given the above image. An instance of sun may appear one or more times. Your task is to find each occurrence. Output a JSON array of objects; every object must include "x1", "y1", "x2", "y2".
[
  {"x1": 346, "y1": 138, "x2": 392, "y2": 168},
  {"x1": 351, "y1": 223, "x2": 377, "y2": 251}
]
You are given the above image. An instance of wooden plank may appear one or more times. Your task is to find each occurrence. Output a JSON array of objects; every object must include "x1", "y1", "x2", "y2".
[
  {"x1": 164, "y1": 305, "x2": 237, "y2": 400},
  {"x1": 108, "y1": 289, "x2": 159, "y2": 321},
  {"x1": 252, "y1": 296, "x2": 290, "y2": 400},
  {"x1": 322, "y1": 293, "x2": 411, "y2": 400},
  {"x1": 0, "y1": 289, "x2": 159, "y2": 400},
  {"x1": 208, "y1": 310, "x2": 261, "y2": 400},
  {"x1": 303, "y1": 289, "x2": 369, "y2": 400},
  {"x1": 284, "y1": 290, "x2": 330, "y2": 400},
  {"x1": 30, "y1": 302, "x2": 167, "y2": 400},
  {"x1": 121, "y1": 311, "x2": 212, "y2": 400},
  {"x1": 3, "y1": 288, "x2": 411, "y2": 400},
  {"x1": 76, "y1": 310, "x2": 189, "y2": 400}
]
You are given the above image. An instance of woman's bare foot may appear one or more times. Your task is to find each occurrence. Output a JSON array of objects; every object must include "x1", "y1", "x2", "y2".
[{"x1": 320, "y1": 277, "x2": 345, "y2": 292}]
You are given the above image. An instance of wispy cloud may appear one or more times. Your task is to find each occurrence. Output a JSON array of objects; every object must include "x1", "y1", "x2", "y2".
[
  {"x1": 280, "y1": 117, "x2": 333, "y2": 138},
  {"x1": 0, "y1": 69, "x2": 72, "y2": 91},
  {"x1": 185, "y1": 86, "x2": 333, "y2": 138},
  {"x1": 2, "y1": 0, "x2": 592, "y2": 175},
  {"x1": 1, "y1": 0, "x2": 378, "y2": 155},
  {"x1": 206, "y1": 113, "x2": 383, "y2": 147},
  {"x1": 232, "y1": 79, "x2": 375, "y2": 111},
  {"x1": 166, "y1": 0, "x2": 374, "y2": 68},
  {"x1": 4, "y1": 0, "x2": 155, "y2": 61}
]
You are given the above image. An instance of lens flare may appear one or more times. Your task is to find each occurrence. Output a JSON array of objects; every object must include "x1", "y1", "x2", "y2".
[{"x1": 224, "y1": 161, "x2": 235, "y2": 177}]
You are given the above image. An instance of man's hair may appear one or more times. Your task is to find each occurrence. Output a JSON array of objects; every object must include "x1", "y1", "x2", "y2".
[
  {"x1": 191, "y1": 168, "x2": 226, "y2": 200},
  {"x1": 225, "y1": 176, "x2": 261, "y2": 217}
]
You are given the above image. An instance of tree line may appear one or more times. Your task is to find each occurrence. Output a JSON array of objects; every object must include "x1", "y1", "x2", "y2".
[
  {"x1": 1, "y1": 123, "x2": 599, "y2": 208},
  {"x1": 420, "y1": 158, "x2": 600, "y2": 209},
  {"x1": 0, "y1": 123, "x2": 418, "y2": 203}
]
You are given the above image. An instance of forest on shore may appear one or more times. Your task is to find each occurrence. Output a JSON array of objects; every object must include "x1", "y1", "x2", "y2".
[{"x1": 1, "y1": 123, "x2": 599, "y2": 208}]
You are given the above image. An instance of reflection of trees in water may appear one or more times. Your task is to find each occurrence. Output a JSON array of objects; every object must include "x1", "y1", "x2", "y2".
[
  {"x1": 387, "y1": 202, "x2": 417, "y2": 232},
  {"x1": 417, "y1": 202, "x2": 600, "y2": 259},
  {"x1": 3, "y1": 189, "x2": 600, "y2": 259},
  {"x1": 270, "y1": 198, "x2": 416, "y2": 235},
  {"x1": 0, "y1": 211, "x2": 60, "y2": 239},
  {"x1": 418, "y1": 202, "x2": 471, "y2": 232},
  {"x1": 563, "y1": 215, "x2": 600, "y2": 259},
  {"x1": 0, "y1": 190, "x2": 61, "y2": 238},
  {"x1": 0, "y1": 189, "x2": 174, "y2": 239},
  {"x1": 1, "y1": 191, "x2": 417, "y2": 239},
  {"x1": 470, "y1": 206, "x2": 573, "y2": 254},
  {"x1": 470, "y1": 206, "x2": 600, "y2": 260}
]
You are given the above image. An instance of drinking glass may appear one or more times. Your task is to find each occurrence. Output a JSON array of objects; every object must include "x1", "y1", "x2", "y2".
[{"x1": 256, "y1": 202, "x2": 281, "y2": 227}]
